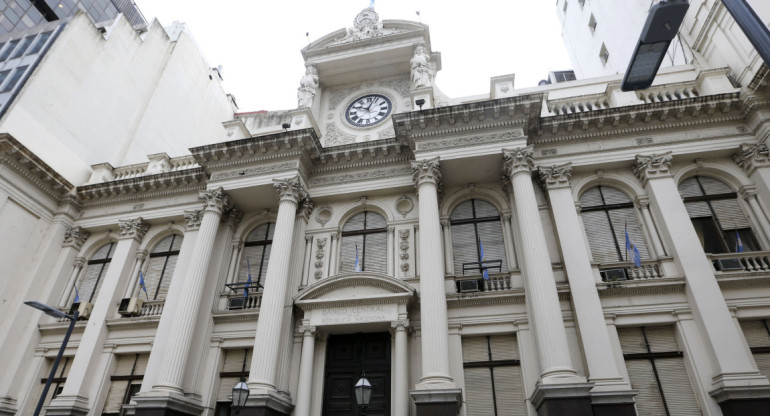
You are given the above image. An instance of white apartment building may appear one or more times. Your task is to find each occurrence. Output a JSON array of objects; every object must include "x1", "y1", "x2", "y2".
[{"x1": 2, "y1": 3, "x2": 770, "y2": 416}]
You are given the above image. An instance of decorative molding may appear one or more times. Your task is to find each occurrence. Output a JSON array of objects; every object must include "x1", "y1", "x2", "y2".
[
  {"x1": 323, "y1": 123, "x2": 356, "y2": 147},
  {"x1": 315, "y1": 205, "x2": 333, "y2": 226},
  {"x1": 632, "y1": 152, "x2": 673, "y2": 184},
  {"x1": 417, "y1": 130, "x2": 524, "y2": 152},
  {"x1": 395, "y1": 195, "x2": 414, "y2": 217},
  {"x1": 184, "y1": 209, "x2": 203, "y2": 230},
  {"x1": 298, "y1": 198, "x2": 315, "y2": 222},
  {"x1": 635, "y1": 197, "x2": 650, "y2": 211},
  {"x1": 210, "y1": 161, "x2": 299, "y2": 181},
  {"x1": 733, "y1": 143, "x2": 770, "y2": 174},
  {"x1": 0, "y1": 134, "x2": 73, "y2": 200},
  {"x1": 63, "y1": 226, "x2": 90, "y2": 249},
  {"x1": 399, "y1": 229, "x2": 410, "y2": 272},
  {"x1": 311, "y1": 165, "x2": 411, "y2": 187},
  {"x1": 314, "y1": 238, "x2": 327, "y2": 280},
  {"x1": 73, "y1": 257, "x2": 86, "y2": 269},
  {"x1": 77, "y1": 168, "x2": 207, "y2": 206},
  {"x1": 200, "y1": 187, "x2": 230, "y2": 214},
  {"x1": 118, "y1": 218, "x2": 149, "y2": 241},
  {"x1": 411, "y1": 157, "x2": 441, "y2": 189},
  {"x1": 537, "y1": 162, "x2": 573, "y2": 190},
  {"x1": 298, "y1": 325, "x2": 317, "y2": 335},
  {"x1": 135, "y1": 250, "x2": 148, "y2": 262},
  {"x1": 224, "y1": 206, "x2": 243, "y2": 230},
  {"x1": 391, "y1": 319, "x2": 410, "y2": 330},
  {"x1": 274, "y1": 176, "x2": 307, "y2": 204},
  {"x1": 502, "y1": 145, "x2": 535, "y2": 178}
]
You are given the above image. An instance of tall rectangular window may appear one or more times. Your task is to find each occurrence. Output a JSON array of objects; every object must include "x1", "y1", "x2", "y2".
[
  {"x1": 617, "y1": 326, "x2": 701, "y2": 415},
  {"x1": 27, "y1": 30, "x2": 52, "y2": 55},
  {"x1": 1, "y1": 65, "x2": 28, "y2": 93},
  {"x1": 102, "y1": 354, "x2": 148, "y2": 415},
  {"x1": 739, "y1": 320, "x2": 770, "y2": 378},
  {"x1": 462, "y1": 335, "x2": 527, "y2": 416},
  {"x1": 39, "y1": 357, "x2": 71, "y2": 408},
  {"x1": 0, "y1": 39, "x2": 20, "y2": 60},
  {"x1": 215, "y1": 349, "x2": 252, "y2": 415},
  {"x1": 10, "y1": 35, "x2": 33, "y2": 58}
]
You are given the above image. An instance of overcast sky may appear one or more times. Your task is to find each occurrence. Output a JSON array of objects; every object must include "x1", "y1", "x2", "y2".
[{"x1": 133, "y1": 1, "x2": 572, "y2": 112}]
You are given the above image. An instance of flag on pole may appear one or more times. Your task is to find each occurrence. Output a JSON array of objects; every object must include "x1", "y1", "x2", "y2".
[
  {"x1": 244, "y1": 259, "x2": 253, "y2": 299},
  {"x1": 625, "y1": 224, "x2": 642, "y2": 267},
  {"x1": 73, "y1": 286, "x2": 80, "y2": 303},
  {"x1": 736, "y1": 230, "x2": 745, "y2": 253},
  {"x1": 139, "y1": 270, "x2": 149, "y2": 300},
  {"x1": 355, "y1": 244, "x2": 362, "y2": 272},
  {"x1": 479, "y1": 238, "x2": 490, "y2": 280}
]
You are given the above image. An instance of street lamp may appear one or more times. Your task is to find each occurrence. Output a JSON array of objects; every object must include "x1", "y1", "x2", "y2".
[
  {"x1": 621, "y1": 0, "x2": 690, "y2": 91},
  {"x1": 231, "y1": 381, "x2": 249, "y2": 415},
  {"x1": 354, "y1": 372, "x2": 372, "y2": 416},
  {"x1": 24, "y1": 301, "x2": 79, "y2": 416}
]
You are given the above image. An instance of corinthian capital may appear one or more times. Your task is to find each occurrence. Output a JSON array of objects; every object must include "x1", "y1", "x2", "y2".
[
  {"x1": 118, "y1": 217, "x2": 149, "y2": 241},
  {"x1": 538, "y1": 162, "x2": 573, "y2": 189},
  {"x1": 733, "y1": 143, "x2": 770, "y2": 174},
  {"x1": 632, "y1": 152, "x2": 673, "y2": 184},
  {"x1": 63, "y1": 225, "x2": 90, "y2": 249},
  {"x1": 502, "y1": 146, "x2": 535, "y2": 178},
  {"x1": 410, "y1": 157, "x2": 442, "y2": 188},
  {"x1": 200, "y1": 187, "x2": 230, "y2": 214},
  {"x1": 184, "y1": 209, "x2": 203, "y2": 230},
  {"x1": 273, "y1": 176, "x2": 307, "y2": 204}
]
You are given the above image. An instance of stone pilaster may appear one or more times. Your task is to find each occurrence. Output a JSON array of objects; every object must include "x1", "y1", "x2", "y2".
[
  {"x1": 293, "y1": 325, "x2": 316, "y2": 416},
  {"x1": 153, "y1": 190, "x2": 227, "y2": 393},
  {"x1": 740, "y1": 187, "x2": 770, "y2": 248},
  {"x1": 440, "y1": 219, "x2": 453, "y2": 274},
  {"x1": 63, "y1": 226, "x2": 90, "y2": 250},
  {"x1": 392, "y1": 320, "x2": 410, "y2": 416},
  {"x1": 58, "y1": 256, "x2": 86, "y2": 307},
  {"x1": 246, "y1": 177, "x2": 304, "y2": 415},
  {"x1": 635, "y1": 197, "x2": 667, "y2": 258},
  {"x1": 539, "y1": 162, "x2": 636, "y2": 414},
  {"x1": 633, "y1": 153, "x2": 770, "y2": 412}
]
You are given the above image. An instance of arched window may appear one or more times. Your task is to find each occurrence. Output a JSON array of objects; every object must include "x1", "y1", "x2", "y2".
[
  {"x1": 340, "y1": 211, "x2": 387, "y2": 273},
  {"x1": 77, "y1": 242, "x2": 115, "y2": 304},
  {"x1": 142, "y1": 234, "x2": 182, "y2": 301},
  {"x1": 450, "y1": 199, "x2": 507, "y2": 276},
  {"x1": 237, "y1": 223, "x2": 275, "y2": 288},
  {"x1": 679, "y1": 176, "x2": 759, "y2": 253},
  {"x1": 579, "y1": 186, "x2": 650, "y2": 263}
]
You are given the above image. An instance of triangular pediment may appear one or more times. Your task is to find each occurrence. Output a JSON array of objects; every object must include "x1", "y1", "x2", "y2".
[{"x1": 294, "y1": 272, "x2": 415, "y2": 311}]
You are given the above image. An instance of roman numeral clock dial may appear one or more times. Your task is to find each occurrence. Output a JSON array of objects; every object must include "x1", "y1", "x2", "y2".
[{"x1": 345, "y1": 94, "x2": 392, "y2": 127}]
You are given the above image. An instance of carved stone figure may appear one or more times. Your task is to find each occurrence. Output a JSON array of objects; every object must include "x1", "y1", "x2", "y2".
[
  {"x1": 297, "y1": 65, "x2": 319, "y2": 109},
  {"x1": 410, "y1": 46, "x2": 433, "y2": 89}
]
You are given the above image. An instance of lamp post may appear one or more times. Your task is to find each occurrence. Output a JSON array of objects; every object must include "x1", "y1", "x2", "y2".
[
  {"x1": 24, "y1": 301, "x2": 79, "y2": 416},
  {"x1": 231, "y1": 380, "x2": 250, "y2": 415},
  {"x1": 354, "y1": 372, "x2": 372, "y2": 416}
]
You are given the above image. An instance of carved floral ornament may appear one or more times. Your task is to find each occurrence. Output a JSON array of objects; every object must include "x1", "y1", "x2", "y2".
[
  {"x1": 502, "y1": 146, "x2": 535, "y2": 178},
  {"x1": 410, "y1": 157, "x2": 442, "y2": 188},
  {"x1": 63, "y1": 225, "x2": 90, "y2": 248},
  {"x1": 273, "y1": 176, "x2": 308, "y2": 204},
  {"x1": 733, "y1": 143, "x2": 770, "y2": 172},
  {"x1": 118, "y1": 217, "x2": 149, "y2": 240},
  {"x1": 184, "y1": 209, "x2": 203, "y2": 229},
  {"x1": 538, "y1": 162, "x2": 573, "y2": 189},
  {"x1": 200, "y1": 187, "x2": 230, "y2": 213},
  {"x1": 632, "y1": 152, "x2": 673, "y2": 183}
]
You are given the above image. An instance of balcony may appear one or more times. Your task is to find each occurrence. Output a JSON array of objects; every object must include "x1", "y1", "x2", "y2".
[
  {"x1": 598, "y1": 260, "x2": 664, "y2": 282},
  {"x1": 219, "y1": 282, "x2": 263, "y2": 311},
  {"x1": 710, "y1": 251, "x2": 770, "y2": 273}
]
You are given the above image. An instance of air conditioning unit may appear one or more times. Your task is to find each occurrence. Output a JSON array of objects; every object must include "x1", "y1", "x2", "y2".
[
  {"x1": 228, "y1": 297, "x2": 246, "y2": 310},
  {"x1": 118, "y1": 297, "x2": 144, "y2": 316},
  {"x1": 716, "y1": 258, "x2": 744, "y2": 271},
  {"x1": 69, "y1": 302, "x2": 92, "y2": 319},
  {"x1": 601, "y1": 268, "x2": 628, "y2": 282},
  {"x1": 458, "y1": 279, "x2": 480, "y2": 293}
]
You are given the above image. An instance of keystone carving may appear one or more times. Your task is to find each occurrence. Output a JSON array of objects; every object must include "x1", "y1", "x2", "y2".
[{"x1": 632, "y1": 152, "x2": 673, "y2": 184}]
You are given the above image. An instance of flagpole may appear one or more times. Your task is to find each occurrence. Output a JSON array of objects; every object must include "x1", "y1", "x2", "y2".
[{"x1": 625, "y1": 223, "x2": 629, "y2": 262}]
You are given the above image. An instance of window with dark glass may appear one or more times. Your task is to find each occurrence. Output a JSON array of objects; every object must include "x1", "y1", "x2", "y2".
[
  {"x1": 450, "y1": 199, "x2": 507, "y2": 276},
  {"x1": 39, "y1": 357, "x2": 70, "y2": 408},
  {"x1": 579, "y1": 186, "x2": 650, "y2": 263},
  {"x1": 617, "y1": 326, "x2": 700, "y2": 416},
  {"x1": 237, "y1": 223, "x2": 275, "y2": 290},
  {"x1": 0, "y1": 39, "x2": 20, "y2": 60},
  {"x1": 27, "y1": 30, "x2": 52, "y2": 55},
  {"x1": 462, "y1": 335, "x2": 526, "y2": 415},
  {"x1": 340, "y1": 211, "x2": 387, "y2": 273},
  {"x1": 215, "y1": 349, "x2": 252, "y2": 416},
  {"x1": 11, "y1": 35, "x2": 33, "y2": 58},
  {"x1": 679, "y1": 176, "x2": 759, "y2": 253},
  {"x1": 1, "y1": 65, "x2": 27, "y2": 92},
  {"x1": 102, "y1": 354, "x2": 147, "y2": 416},
  {"x1": 739, "y1": 320, "x2": 770, "y2": 379},
  {"x1": 77, "y1": 242, "x2": 115, "y2": 304},
  {"x1": 142, "y1": 234, "x2": 182, "y2": 301}
]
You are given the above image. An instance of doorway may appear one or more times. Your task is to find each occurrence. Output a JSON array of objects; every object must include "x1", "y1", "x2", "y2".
[{"x1": 323, "y1": 332, "x2": 391, "y2": 416}]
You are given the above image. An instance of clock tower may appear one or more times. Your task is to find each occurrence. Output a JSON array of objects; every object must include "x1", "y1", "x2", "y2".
[{"x1": 296, "y1": 7, "x2": 442, "y2": 147}]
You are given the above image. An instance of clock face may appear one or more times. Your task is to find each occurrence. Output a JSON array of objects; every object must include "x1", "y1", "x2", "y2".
[{"x1": 345, "y1": 94, "x2": 392, "y2": 127}]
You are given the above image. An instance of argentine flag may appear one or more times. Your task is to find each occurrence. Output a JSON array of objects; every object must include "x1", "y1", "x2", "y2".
[
  {"x1": 139, "y1": 270, "x2": 149, "y2": 300},
  {"x1": 355, "y1": 244, "x2": 362, "y2": 272},
  {"x1": 625, "y1": 224, "x2": 642, "y2": 267},
  {"x1": 736, "y1": 230, "x2": 744, "y2": 253},
  {"x1": 245, "y1": 259, "x2": 253, "y2": 299},
  {"x1": 479, "y1": 238, "x2": 490, "y2": 280}
]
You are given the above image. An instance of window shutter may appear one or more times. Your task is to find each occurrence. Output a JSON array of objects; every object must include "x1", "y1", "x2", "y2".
[
  {"x1": 489, "y1": 335, "x2": 518, "y2": 360},
  {"x1": 476, "y1": 221, "x2": 508, "y2": 271},
  {"x1": 365, "y1": 211, "x2": 387, "y2": 228},
  {"x1": 473, "y1": 200, "x2": 499, "y2": 218},
  {"x1": 644, "y1": 326, "x2": 680, "y2": 353},
  {"x1": 617, "y1": 327, "x2": 648, "y2": 354},
  {"x1": 698, "y1": 176, "x2": 733, "y2": 194},
  {"x1": 580, "y1": 211, "x2": 618, "y2": 263},
  {"x1": 678, "y1": 177, "x2": 703, "y2": 197},
  {"x1": 462, "y1": 337, "x2": 489, "y2": 362},
  {"x1": 218, "y1": 349, "x2": 251, "y2": 401},
  {"x1": 152, "y1": 235, "x2": 174, "y2": 253},
  {"x1": 740, "y1": 321, "x2": 770, "y2": 348},
  {"x1": 342, "y1": 212, "x2": 366, "y2": 232},
  {"x1": 218, "y1": 376, "x2": 240, "y2": 402},
  {"x1": 155, "y1": 254, "x2": 178, "y2": 300},
  {"x1": 103, "y1": 380, "x2": 129, "y2": 414},
  {"x1": 710, "y1": 199, "x2": 750, "y2": 230},
  {"x1": 452, "y1": 223, "x2": 478, "y2": 274},
  {"x1": 655, "y1": 357, "x2": 701, "y2": 415},
  {"x1": 134, "y1": 354, "x2": 149, "y2": 375},
  {"x1": 493, "y1": 366, "x2": 527, "y2": 416},
  {"x1": 601, "y1": 186, "x2": 631, "y2": 205},
  {"x1": 579, "y1": 187, "x2": 604, "y2": 208},
  {"x1": 143, "y1": 256, "x2": 165, "y2": 300},
  {"x1": 363, "y1": 231, "x2": 387, "y2": 273},
  {"x1": 463, "y1": 367, "x2": 495, "y2": 415},
  {"x1": 607, "y1": 208, "x2": 650, "y2": 260},
  {"x1": 625, "y1": 359, "x2": 667, "y2": 415},
  {"x1": 684, "y1": 201, "x2": 712, "y2": 219},
  {"x1": 78, "y1": 263, "x2": 106, "y2": 304},
  {"x1": 340, "y1": 234, "x2": 364, "y2": 273},
  {"x1": 450, "y1": 200, "x2": 474, "y2": 220}
]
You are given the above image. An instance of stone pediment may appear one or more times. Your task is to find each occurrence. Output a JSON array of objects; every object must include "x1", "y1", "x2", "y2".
[{"x1": 294, "y1": 272, "x2": 415, "y2": 311}]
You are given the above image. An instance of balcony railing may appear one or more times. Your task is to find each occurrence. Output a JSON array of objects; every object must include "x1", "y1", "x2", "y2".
[
  {"x1": 223, "y1": 282, "x2": 263, "y2": 310},
  {"x1": 709, "y1": 251, "x2": 770, "y2": 273},
  {"x1": 455, "y1": 273, "x2": 513, "y2": 293},
  {"x1": 599, "y1": 260, "x2": 664, "y2": 282},
  {"x1": 137, "y1": 300, "x2": 164, "y2": 317}
]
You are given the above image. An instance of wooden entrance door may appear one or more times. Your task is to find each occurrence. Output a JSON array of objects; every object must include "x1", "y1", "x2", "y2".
[{"x1": 323, "y1": 332, "x2": 391, "y2": 416}]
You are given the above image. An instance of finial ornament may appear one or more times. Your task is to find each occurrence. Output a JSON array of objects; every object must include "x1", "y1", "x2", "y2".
[
  {"x1": 410, "y1": 157, "x2": 442, "y2": 189},
  {"x1": 273, "y1": 176, "x2": 307, "y2": 204},
  {"x1": 732, "y1": 143, "x2": 770, "y2": 174},
  {"x1": 343, "y1": 7, "x2": 382, "y2": 41},
  {"x1": 502, "y1": 146, "x2": 535, "y2": 179},
  {"x1": 632, "y1": 152, "x2": 673, "y2": 184},
  {"x1": 538, "y1": 162, "x2": 573, "y2": 189}
]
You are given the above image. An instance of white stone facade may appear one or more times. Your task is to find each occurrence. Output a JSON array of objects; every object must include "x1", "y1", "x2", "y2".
[{"x1": 2, "y1": 5, "x2": 770, "y2": 416}]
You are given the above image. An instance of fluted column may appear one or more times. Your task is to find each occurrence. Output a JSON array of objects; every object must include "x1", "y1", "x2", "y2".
[
  {"x1": 152, "y1": 189, "x2": 228, "y2": 393},
  {"x1": 302, "y1": 236, "x2": 313, "y2": 286},
  {"x1": 539, "y1": 163, "x2": 631, "y2": 394},
  {"x1": 635, "y1": 197, "x2": 667, "y2": 258},
  {"x1": 327, "y1": 232, "x2": 339, "y2": 276},
  {"x1": 248, "y1": 177, "x2": 306, "y2": 393},
  {"x1": 58, "y1": 256, "x2": 86, "y2": 307},
  {"x1": 392, "y1": 319, "x2": 410, "y2": 415},
  {"x1": 502, "y1": 147, "x2": 579, "y2": 383},
  {"x1": 633, "y1": 152, "x2": 770, "y2": 400},
  {"x1": 410, "y1": 157, "x2": 454, "y2": 389},
  {"x1": 294, "y1": 325, "x2": 316, "y2": 416}
]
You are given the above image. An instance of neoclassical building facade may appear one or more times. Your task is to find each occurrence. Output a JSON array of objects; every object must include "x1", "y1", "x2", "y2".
[{"x1": 3, "y1": 5, "x2": 770, "y2": 416}]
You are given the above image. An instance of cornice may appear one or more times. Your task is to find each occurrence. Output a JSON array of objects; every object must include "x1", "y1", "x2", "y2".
[
  {"x1": 105, "y1": 316, "x2": 160, "y2": 330},
  {"x1": 313, "y1": 137, "x2": 412, "y2": 172},
  {"x1": 597, "y1": 277, "x2": 686, "y2": 297},
  {"x1": 212, "y1": 310, "x2": 259, "y2": 324},
  {"x1": 392, "y1": 95, "x2": 543, "y2": 144},
  {"x1": 0, "y1": 133, "x2": 73, "y2": 200},
  {"x1": 534, "y1": 92, "x2": 742, "y2": 144},
  {"x1": 302, "y1": 24, "x2": 429, "y2": 59},
  {"x1": 76, "y1": 167, "x2": 207, "y2": 206}
]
